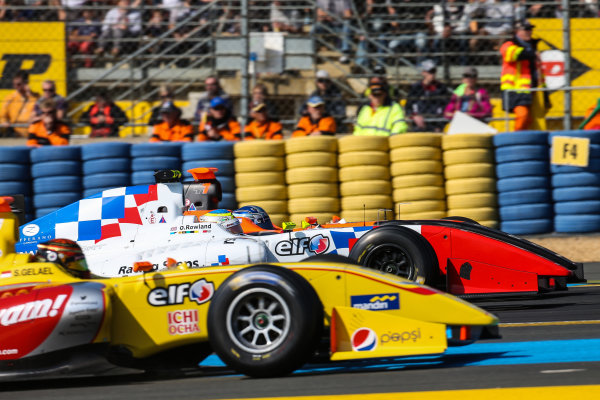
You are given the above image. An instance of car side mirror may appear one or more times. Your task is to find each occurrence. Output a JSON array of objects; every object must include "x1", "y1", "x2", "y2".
[
  {"x1": 133, "y1": 261, "x2": 154, "y2": 273},
  {"x1": 281, "y1": 222, "x2": 296, "y2": 231}
]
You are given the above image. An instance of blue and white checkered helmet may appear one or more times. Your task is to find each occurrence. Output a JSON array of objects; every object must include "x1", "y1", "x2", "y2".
[{"x1": 233, "y1": 205, "x2": 274, "y2": 230}]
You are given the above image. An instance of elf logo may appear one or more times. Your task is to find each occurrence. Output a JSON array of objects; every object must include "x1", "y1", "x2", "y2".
[
  {"x1": 275, "y1": 234, "x2": 330, "y2": 256},
  {"x1": 147, "y1": 279, "x2": 214, "y2": 307}
]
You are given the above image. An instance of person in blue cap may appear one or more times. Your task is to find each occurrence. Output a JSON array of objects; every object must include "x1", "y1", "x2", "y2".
[
  {"x1": 193, "y1": 75, "x2": 232, "y2": 126},
  {"x1": 197, "y1": 96, "x2": 241, "y2": 141},
  {"x1": 292, "y1": 95, "x2": 337, "y2": 137}
]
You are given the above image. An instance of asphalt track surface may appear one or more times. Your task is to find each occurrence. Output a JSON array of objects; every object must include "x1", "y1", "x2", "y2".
[{"x1": 1, "y1": 266, "x2": 600, "y2": 400}]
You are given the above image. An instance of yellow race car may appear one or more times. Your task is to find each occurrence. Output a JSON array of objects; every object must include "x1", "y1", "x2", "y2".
[{"x1": 0, "y1": 197, "x2": 499, "y2": 379}]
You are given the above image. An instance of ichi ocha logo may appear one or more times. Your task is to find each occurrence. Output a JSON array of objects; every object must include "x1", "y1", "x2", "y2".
[
  {"x1": 274, "y1": 234, "x2": 330, "y2": 256},
  {"x1": 351, "y1": 327, "x2": 377, "y2": 351}
]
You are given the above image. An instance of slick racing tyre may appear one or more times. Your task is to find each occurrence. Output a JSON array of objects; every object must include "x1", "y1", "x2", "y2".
[
  {"x1": 446, "y1": 207, "x2": 498, "y2": 221},
  {"x1": 389, "y1": 133, "x2": 442, "y2": 148},
  {"x1": 288, "y1": 183, "x2": 338, "y2": 199},
  {"x1": 493, "y1": 131, "x2": 548, "y2": 146},
  {"x1": 0, "y1": 146, "x2": 30, "y2": 164},
  {"x1": 288, "y1": 197, "x2": 339, "y2": 214},
  {"x1": 30, "y1": 146, "x2": 80, "y2": 162},
  {"x1": 286, "y1": 152, "x2": 337, "y2": 168},
  {"x1": 31, "y1": 160, "x2": 81, "y2": 178},
  {"x1": 340, "y1": 180, "x2": 391, "y2": 197},
  {"x1": 234, "y1": 140, "x2": 284, "y2": 157},
  {"x1": 444, "y1": 163, "x2": 495, "y2": 179},
  {"x1": 286, "y1": 167, "x2": 337, "y2": 184},
  {"x1": 236, "y1": 185, "x2": 286, "y2": 202},
  {"x1": 445, "y1": 177, "x2": 496, "y2": 195},
  {"x1": 390, "y1": 146, "x2": 441, "y2": 162},
  {"x1": 341, "y1": 195, "x2": 392, "y2": 210},
  {"x1": 397, "y1": 200, "x2": 446, "y2": 214},
  {"x1": 183, "y1": 142, "x2": 234, "y2": 160},
  {"x1": 81, "y1": 142, "x2": 131, "y2": 160},
  {"x1": 398, "y1": 211, "x2": 446, "y2": 220},
  {"x1": 338, "y1": 151, "x2": 389, "y2": 167},
  {"x1": 442, "y1": 149, "x2": 493, "y2": 165},
  {"x1": 392, "y1": 174, "x2": 444, "y2": 189},
  {"x1": 447, "y1": 193, "x2": 497, "y2": 209},
  {"x1": 393, "y1": 186, "x2": 445, "y2": 202},
  {"x1": 130, "y1": 142, "x2": 181, "y2": 157},
  {"x1": 441, "y1": 133, "x2": 493, "y2": 150},
  {"x1": 339, "y1": 165, "x2": 390, "y2": 182},
  {"x1": 390, "y1": 160, "x2": 443, "y2": 176},
  {"x1": 0, "y1": 164, "x2": 28, "y2": 180},
  {"x1": 285, "y1": 136, "x2": 337, "y2": 154},
  {"x1": 235, "y1": 157, "x2": 285, "y2": 173},
  {"x1": 82, "y1": 158, "x2": 130, "y2": 175},
  {"x1": 207, "y1": 265, "x2": 323, "y2": 378},
  {"x1": 338, "y1": 135, "x2": 388, "y2": 153},
  {"x1": 341, "y1": 209, "x2": 395, "y2": 222},
  {"x1": 238, "y1": 200, "x2": 287, "y2": 214},
  {"x1": 235, "y1": 172, "x2": 285, "y2": 188},
  {"x1": 349, "y1": 225, "x2": 438, "y2": 284}
]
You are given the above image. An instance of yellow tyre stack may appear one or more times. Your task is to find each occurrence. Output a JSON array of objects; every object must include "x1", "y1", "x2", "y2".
[
  {"x1": 285, "y1": 137, "x2": 339, "y2": 225},
  {"x1": 338, "y1": 136, "x2": 393, "y2": 222},
  {"x1": 234, "y1": 141, "x2": 288, "y2": 226},
  {"x1": 390, "y1": 133, "x2": 446, "y2": 220},
  {"x1": 442, "y1": 134, "x2": 498, "y2": 228}
]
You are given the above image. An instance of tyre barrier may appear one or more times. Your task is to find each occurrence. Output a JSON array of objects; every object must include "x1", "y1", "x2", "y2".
[
  {"x1": 235, "y1": 141, "x2": 287, "y2": 225},
  {"x1": 130, "y1": 143, "x2": 181, "y2": 186},
  {"x1": 0, "y1": 146, "x2": 32, "y2": 221},
  {"x1": 494, "y1": 131, "x2": 551, "y2": 234},
  {"x1": 389, "y1": 133, "x2": 444, "y2": 220},
  {"x1": 30, "y1": 146, "x2": 81, "y2": 219},
  {"x1": 338, "y1": 136, "x2": 389, "y2": 223},
  {"x1": 286, "y1": 137, "x2": 339, "y2": 225},
  {"x1": 443, "y1": 134, "x2": 496, "y2": 227},
  {"x1": 81, "y1": 143, "x2": 131, "y2": 196},
  {"x1": 182, "y1": 142, "x2": 236, "y2": 210},
  {"x1": 549, "y1": 130, "x2": 600, "y2": 233}
]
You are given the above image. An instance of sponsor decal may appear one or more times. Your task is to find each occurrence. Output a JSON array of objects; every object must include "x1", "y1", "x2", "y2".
[
  {"x1": 350, "y1": 293, "x2": 400, "y2": 311},
  {"x1": 22, "y1": 224, "x2": 40, "y2": 237},
  {"x1": 167, "y1": 309, "x2": 200, "y2": 335},
  {"x1": 185, "y1": 198, "x2": 191, "y2": 206},
  {"x1": 117, "y1": 259, "x2": 201, "y2": 274},
  {"x1": 189, "y1": 203, "x2": 196, "y2": 211},
  {"x1": 380, "y1": 329, "x2": 421, "y2": 344},
  {"x1": 210, "y1": 255, "x2": 229, "y2": 266},
  {"x1": 0, "y1": 294, "x2": 68, "y2": 326},
  {"x1": 0, "y1": 271, "x2": 11, "y2": 279},
  {"x1": 148, "y1": 279, "x2": 214, "y2": 306},
  {"x1": 275, "y1": 234, "x2": 330, "y2": 256},
  {"x1": 13, "y1": 267, "x2": 53, "y2": 277},
  {"x1": 159, "y1": 216, "x2": 166, "y2": 223},
  {"x1": 170, "y1": 224, "x2": 212, "y2": 235},
  {"x1": 0, "y1": 349, "x2": 18, "y2": 356},
  {"x1": 149, "y1": 212, "x2": 156, "y2": 224},
  {"x1": 351, "y1": 327, "x2": 377, "y2": 351}
]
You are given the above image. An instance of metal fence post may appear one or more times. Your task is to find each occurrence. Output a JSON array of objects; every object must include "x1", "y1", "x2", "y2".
[
  {"x1": 240, "y1": 0, "x2": 249, "y2": 135},
  {"x1": 562, "y1": 0, "x2": 572, "y2": 129}
]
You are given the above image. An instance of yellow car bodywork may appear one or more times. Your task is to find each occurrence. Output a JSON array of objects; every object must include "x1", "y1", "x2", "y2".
[{"x1": 0, "y1": 204, "x2": 498, "y2": 373}]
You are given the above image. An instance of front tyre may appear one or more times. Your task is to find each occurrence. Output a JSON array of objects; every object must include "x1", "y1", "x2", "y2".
[{"x1": 207, "y1": 265, "x2": 323, "y2": 377}]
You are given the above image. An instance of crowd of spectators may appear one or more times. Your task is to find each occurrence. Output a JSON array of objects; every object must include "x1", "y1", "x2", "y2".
[{"x1": 3, "y1": 1, "x2": 598, "y2": 69}]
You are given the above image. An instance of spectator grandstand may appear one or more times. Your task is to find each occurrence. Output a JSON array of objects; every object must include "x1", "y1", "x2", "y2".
[{"x1": 0, "y1": 1, "x2": 598, "y2": 136}]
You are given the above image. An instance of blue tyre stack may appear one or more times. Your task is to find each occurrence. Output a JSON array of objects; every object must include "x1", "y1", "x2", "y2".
[
  {"x1": 0, "y1": 146, "x2": 32, "y2": 221},
  {"x1": 550, "y1": 130, "x2": 600, "y2": 233},
  {"x1": 181, "y1": 142, "x2": 236, "y2": 210},
  {"x1": 494, "y1": 131, "x2": 553, "y2": 235},
  {"x1": 81, "y1": 143, "x2": 132, "y2": 198},
  {"x1": 131, "y1": 143, "x2": 182, "y2": 186},
  {"x1": 30, "y1": 146, "x2": 82, "y2": 218}
]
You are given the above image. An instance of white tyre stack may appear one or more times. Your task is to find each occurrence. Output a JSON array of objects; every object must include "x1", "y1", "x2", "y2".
[
  {"x1": 285, "y1": 137, "x2": 339, "y2": 226},
  {"x1": 234, "y1": 141, "x2": 287, "y2": 226},
  {"x1": 442, "y1": 134, "x2": 498, "y2": 227},
  {"x1": 390, "y1": 133, "x2": 446, "y2": 220},
  {"x1": 338, "y1": 136, "x2": 393, "y2": 222}
]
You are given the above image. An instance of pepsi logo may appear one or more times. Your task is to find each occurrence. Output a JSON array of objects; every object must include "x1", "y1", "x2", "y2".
[
  {"x1": 351, "y1": 327, "x2": 377, "y2": 351},
  {"x1": 189, "y1": 279, "x2": 214, "y2": 305}
]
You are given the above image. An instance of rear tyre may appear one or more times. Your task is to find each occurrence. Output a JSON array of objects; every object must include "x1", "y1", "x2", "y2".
[
  {"x1": 349, "y1": 225, "x2": 437, "y2": 284},
  {"x1": 207, "y1": 265, "x2": 323, "y2": 378}
]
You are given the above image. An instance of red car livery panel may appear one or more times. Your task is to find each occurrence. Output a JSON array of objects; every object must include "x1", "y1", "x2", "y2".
[{"x1": 0, "y1": 282, "x2": 107, "y2": 360}]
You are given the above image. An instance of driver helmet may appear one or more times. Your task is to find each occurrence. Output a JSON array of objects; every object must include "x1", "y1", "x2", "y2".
[
  {"x1": 35, "y1": 239, "x2": 90, "y2": 278},
  {"x1": 233, "y1": 205, "x2": 274, "y2": 229},
  {"x1": 199, "y1": 209, "x2": 243, "y2": 234}
]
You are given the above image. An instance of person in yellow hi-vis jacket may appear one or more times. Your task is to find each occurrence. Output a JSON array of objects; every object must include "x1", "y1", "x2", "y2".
[
  {"x1": 499, "y1": 20, "x2": 548, "y2": 131},
  {"x1": 353, "y1": 76, "x2": 407, "y2": 136}
]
